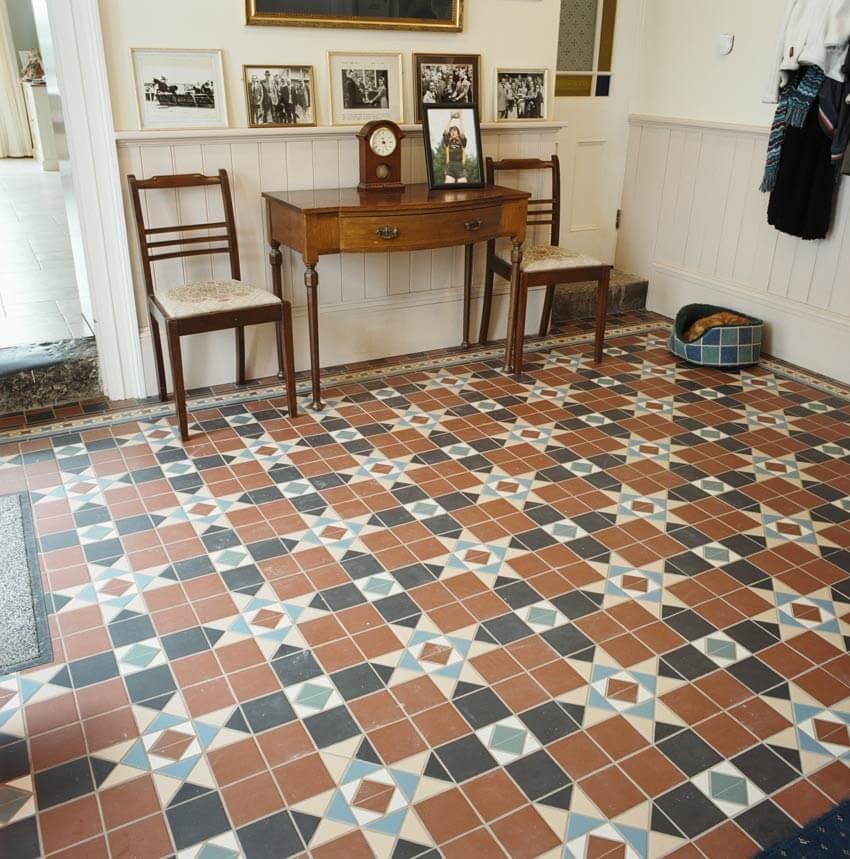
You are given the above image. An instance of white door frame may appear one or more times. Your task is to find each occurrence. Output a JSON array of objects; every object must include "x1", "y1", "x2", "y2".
[{"x1": 41, "y1": 0, "x2": 145, "y2": 400}]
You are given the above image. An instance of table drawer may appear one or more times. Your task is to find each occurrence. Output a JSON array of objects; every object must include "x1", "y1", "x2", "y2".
[{"x1": 339, "y1": 205, "x2": 502, "y2": 252}]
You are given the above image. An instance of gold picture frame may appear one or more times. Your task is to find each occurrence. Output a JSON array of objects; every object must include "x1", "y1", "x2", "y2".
[
  {"x1": 243, "y1": 65, "x2": 317, "y2": 128},
  {"x1": 245, "y1": 0, "x2": 463, "y2": 32}
]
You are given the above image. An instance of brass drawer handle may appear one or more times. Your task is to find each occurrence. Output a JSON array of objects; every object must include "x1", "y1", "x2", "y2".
[
  {"x1": 465, "y1": 218, "x2": 485, "y2": 232},
  {"x1": 376, "y1": 225, "x2": 400, "y2": 240}
]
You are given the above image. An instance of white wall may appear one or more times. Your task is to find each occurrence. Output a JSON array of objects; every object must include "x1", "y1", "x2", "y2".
[
  {"x1": 99, "y1": 0, "x2": 561, "y2": 130},
  {"x1": 6, "y1": 0, "x2": 39, "y2": 57},
  {"x1": 620, "y1": 1, "x2": 850, "y2": 383},
  {"x1": 632, "y1": 0, "x2": 777, "y2": 127},
  {"x1": 98, "y1": 0, "x2": 571, "y2": 391}
]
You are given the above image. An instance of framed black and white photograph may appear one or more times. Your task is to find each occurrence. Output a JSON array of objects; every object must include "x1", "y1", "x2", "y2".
[
  {"x1": 412, "y1": 53, "x2": 480, "y2": 123},
  {"x1": 421, "y1": 104, "x2": 485, "y2": 190},
  {"x1": 131, "y1": 48, "x2": 228, "y2": 130},
  {"x1": 495, "y1": 68, "x2": 549, "y2": 121},
  {"x1": 245, "y1": 0, "x2": 463, "y2": 32},
  {"x1": 244, "y1": 65, "x2": 316, "y2": 127},
  {"x1": 328, "y1": 51, "x2": 404, "y2": 125}
]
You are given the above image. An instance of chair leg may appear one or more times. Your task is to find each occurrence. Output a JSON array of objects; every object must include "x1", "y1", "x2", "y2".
[
  {"x1": 594, "y1": 268, "x2": 611, "y2": 364},
  {"x1": 149, "y1": 314, "x2": 168, "y2": 402},
  {"x1": 166, "y1": 322, "x2": 189, "y2": 443},
  {"x1": 478, "y1": 241, "x2": 496, "y2": 345},
  {"x1": 277, "y1": 300, "x2": 298, "y2": 419},
  {"x1": 539, "y1": 284, "x2": 556, "y2": 337},
  {"x1": 235, "y1": 326, "x2": 246, "y2": 386}
]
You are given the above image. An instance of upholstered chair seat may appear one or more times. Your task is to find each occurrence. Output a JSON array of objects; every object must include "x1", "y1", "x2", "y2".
[
  {"x1": 496, "y1": 244, "x2": 603, "y2": 274},
  {"x1": 155, "y1": 279, "x2": 281, "y2": 318}
]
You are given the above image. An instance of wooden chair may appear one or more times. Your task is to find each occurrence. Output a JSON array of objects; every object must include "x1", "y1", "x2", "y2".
[
  {"x1": 127, "y1": 170, "x2": 297, "y2": 442},
  {"x1": 478, "y1": 155, "x2": 612, "y2": 374}
]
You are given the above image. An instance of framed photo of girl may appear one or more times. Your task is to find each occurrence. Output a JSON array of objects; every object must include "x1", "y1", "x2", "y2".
[
  {"x1": 421, "y1": 104, "x2": 485, "y2": 190},
  {"x1": 495, "y1": 68, "x2": 549, "y2": 122},
  {"x1": 412, "y1": 53, "x2": 480, "y2": 123},
  {"x1": 244, "y1": 65, "x2": 316, "y2": 128},
  {"x1": 328, "y1": 51, "x2": 404, "y2": 126}
]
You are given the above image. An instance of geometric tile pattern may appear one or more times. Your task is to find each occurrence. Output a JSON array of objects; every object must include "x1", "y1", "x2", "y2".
[{"x1": 1, "y1": 322, "x2": 850, "y2": 858}]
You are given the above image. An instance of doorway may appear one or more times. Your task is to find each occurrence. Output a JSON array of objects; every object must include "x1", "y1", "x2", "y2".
[{"x1": 0, "y1": 0, "x2": 98, "y2": 414}]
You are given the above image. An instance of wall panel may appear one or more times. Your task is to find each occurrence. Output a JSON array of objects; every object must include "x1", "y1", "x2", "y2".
[
  {"x1": 618, "y1": 116, "x2": 850, "y2": 384},
  {"x1": 117, "y1": 123, "x2": 561, "y2": 392}
]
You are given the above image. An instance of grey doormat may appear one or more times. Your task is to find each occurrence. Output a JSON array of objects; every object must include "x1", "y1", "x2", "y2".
[{"x1": 0, "y1": 493, "x2": 52, "y2": 675}]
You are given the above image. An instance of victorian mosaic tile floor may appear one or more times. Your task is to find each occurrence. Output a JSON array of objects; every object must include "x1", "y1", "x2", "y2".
[{"x1": 1, "y1": 319, "x2": 850, "y2": 858}]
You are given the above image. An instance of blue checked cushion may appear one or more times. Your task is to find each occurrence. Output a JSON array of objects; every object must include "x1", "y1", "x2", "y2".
[{"x1": 668, "y1": 303, "x2": 763, "y2": 369}]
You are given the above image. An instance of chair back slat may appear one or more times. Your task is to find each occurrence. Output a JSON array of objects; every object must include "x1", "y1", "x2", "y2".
[
  {"x1": 486, "y1": 155, "x2": 561, "y2": 247},
  {"x1": 127, "y1": 169, "x2": 241, "y2": 295}
]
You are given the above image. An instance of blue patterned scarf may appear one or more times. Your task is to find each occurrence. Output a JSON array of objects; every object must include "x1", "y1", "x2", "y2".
[{"x1": 761, "y1": 66, "x2": 826, "y2": 193}]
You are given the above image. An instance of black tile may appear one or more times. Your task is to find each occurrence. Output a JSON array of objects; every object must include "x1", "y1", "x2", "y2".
[
  {"x1": 304, "y1": 705, "x2": 360, "y2": 749},
  {"x1": 658, "y1": 729, "x2": 722, "y2": 776},
  {"x1": 242, "y1": 691, "x2": 297, "y2": 732},
  {"x1": 664, "y1": 609, "x2": 715, "y2": 641},
  {"x1": 735, "y1": 800, "x2": 797, "y2": 848},
  {"x1": 273, "y1": 651, "x2": 323, "y2": 687},
  {"x1": 0, "y1": 817, "x2": 39, "y2": 858},
  {"x1": 247, "y1": 538, "x2": 290, "y2": 561},
  {"x1": 506, "y1": 750, "x2": 571, "y2": 801},
  {"x1": 322, "y1": 583, "x2": 368, "y2": 612},
  {"x1": 68, "y1": 651, "x2": 119, "y2": 688},
  {"x1": 392, "y1": 564, "x2": 438, "y2": 590},
  {"x1": 83, "y1": 538, "x2": 124, "y2": 562},
  {"x1": 125, "y1": 665, "x2": 177, "y2": 705},
  {"x1": 40, "y1": 530, "x2": 79, "y2": 552},
  {"x1": 238, "y1": 810, "x2": 304, "y2": 858},
  {"x1": 108, "y1": 615, "x2": 156, "y2": 647},
  {"x1": 482, "y1": 613, "x2": 533, "y2": 645},
  {"x1": 660, "y1": 645, "x2": 718, "y2": 681},
  {"x1": 496, "y1": 581, "x2": 542, "y2": 610},
  {"x1": 567, "y1": 536, "x2": 609, "y2": 560},
  {"x1": 541, "y1": 624, "x2": 594, "y2": 657},
  {"x1": 115, "y1": 514, "x2": 155, "y2": 536},
  {"x1": 725, "y1": 621, "x2": 779, "y2": 654},
  {"x1": 520, "y1": 702, "x2": 580, "y2": 744},
  {"x1": 0, "y1": 740, "x2": 30, "y2": 780},
  {"x1": 551, "y1": 591, "x2": 601, "y2": 620},
  {"x1": 330, "y1": 664, "x2": 385, "y2": 701},
  {"x1": 160, "y1": 627, "x2": 210, "y2": 660},
  {"x1": 221, "y1": 565, "x2": 265, "y2": 593},
  {"x1": 166, "y1": 791, "x2": 230, "y2": 850},
  {"x1": 434, "y1": 735, "x2": 498, "y2": 782},
  {"x1": 654, "y1": 784, "x2": 726, "y2": 838},
  {"x1": 732, "y1": 745, "x2": 798, "y2": 793},
  {"x1": 172, "y1": 555, "x2": 215, "y2": 581},
  {"x1": 727, "y1": 657, "x2": 784, "y2": 694},
  {"x1": 454, "y1": 688, "x2": 511, "y2": 729},
  {"x1": 374, "y1": 593, "x2": 420, "y2": 623},
  {"x1": 342, "y1": 553, "x2": 384, "y2": 579},
  {"x1": 33, "y1": 757, "x2": 94, "y2": 809}
]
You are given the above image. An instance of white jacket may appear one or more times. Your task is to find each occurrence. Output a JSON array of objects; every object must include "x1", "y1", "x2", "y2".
[{"x1": 764, "y1": 0, "x2": 850, "y2": 103}]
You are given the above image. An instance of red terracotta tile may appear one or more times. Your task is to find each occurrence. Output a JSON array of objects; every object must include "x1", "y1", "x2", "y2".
[
  {"x1": 490, "y1": 806, "x2": 561, "y2": 859},
  {"x1": 39, "y1": 795, "x2": 102, "y2": 854},
  {"x1": 415, "y1": 787, "x2": 482, "y2": 844}
]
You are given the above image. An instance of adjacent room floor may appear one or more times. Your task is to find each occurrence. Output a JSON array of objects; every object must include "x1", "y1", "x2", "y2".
[
  {"x1": 1, "y1": 316, "x2": 849, "y2": 858},
  {"x1": 0, "y1": 158, "x2": 89, "y2": 349}
]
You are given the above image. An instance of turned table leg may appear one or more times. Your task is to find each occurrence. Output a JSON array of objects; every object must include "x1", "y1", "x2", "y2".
[
  {"x1": 269, "y1": 240, "x2": 285, "y2": 380},
  {"x1": 503, "y1": 238, "x2": 524, "y2": 373},
  {"x1": 304, "y1": 263, "x2": 323, "y2": 411},
  {"x1": 462, "y1": 243, "x2": 474, "y2": 349}
]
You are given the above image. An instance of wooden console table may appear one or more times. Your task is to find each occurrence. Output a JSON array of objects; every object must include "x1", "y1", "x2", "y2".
[{"x1": 263, "y1": 184, "x2": 529, "y2": 409}]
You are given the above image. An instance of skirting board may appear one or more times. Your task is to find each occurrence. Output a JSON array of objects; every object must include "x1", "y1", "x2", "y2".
[
  {"x1": 648, "y1": 263, "x2": 850, "y2": 385},
  {"x1": 139, "y1": 285, "x2": 545, "y2": 394}
]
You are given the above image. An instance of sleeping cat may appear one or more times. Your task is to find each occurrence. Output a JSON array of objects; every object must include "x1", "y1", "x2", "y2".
[{"x1": 683, "y1": 311, "x2": 753, "y2": 343}]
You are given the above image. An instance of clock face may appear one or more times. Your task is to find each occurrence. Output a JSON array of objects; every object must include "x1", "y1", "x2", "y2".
[{"x1": 369, "y1": 127, "x2": 397, "y2": 157}]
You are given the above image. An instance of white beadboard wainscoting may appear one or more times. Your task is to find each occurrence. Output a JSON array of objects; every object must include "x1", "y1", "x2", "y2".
[
  {"x1": 616, "y1": 115, "x2": 850, "y2": 384},
  {"x1": 115, "y1": 122, "x2": 563, "y2": 393}
]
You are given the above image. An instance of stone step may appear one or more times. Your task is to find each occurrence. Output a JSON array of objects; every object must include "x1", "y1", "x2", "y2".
[
  {"x1": 551, "y1": 269, "x2": 647, "y2": 323},
  {"x1": 0, "y1": 338, "x2": 101, "y2": 416}
]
